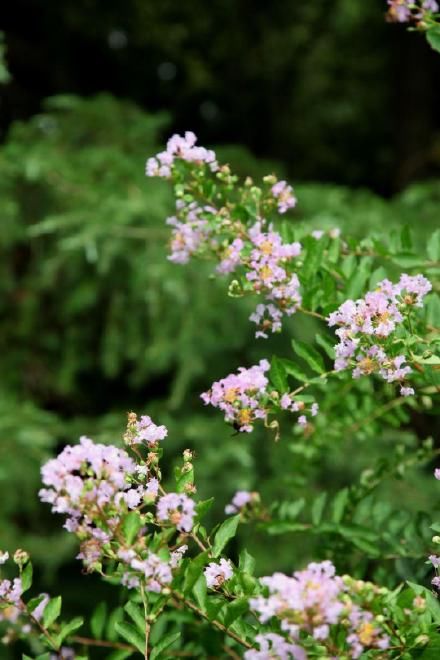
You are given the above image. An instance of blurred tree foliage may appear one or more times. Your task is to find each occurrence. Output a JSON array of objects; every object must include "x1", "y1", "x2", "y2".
[
  {"x1": 0, "y1": 96, "x2": 439, "y2": 640},
  {"x1": 2, "y1": 0, "x2": 440, "y2": 192}
]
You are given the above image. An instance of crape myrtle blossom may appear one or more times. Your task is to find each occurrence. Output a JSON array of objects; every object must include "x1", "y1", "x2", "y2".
[
  {"x1": 202, "y1": 360, "x2": 320, "y2": 434},
  {"x1": 244, "y1": 633, "x2": 306, "y2": 660},
  {"x1": 167, "y1": 202, "x2": 218, "y2": 264},
  {"x1": 119, "y1": 551, "x2": 174, "y2": 593},
  {"x1": 146, "y1": 131, "x2": 218, "y2": 178},
  {"x1": 280, "y1": 394, "x2": 319, "y2": 429},
  {"x1": 387, "y1": 0, "x2": 439, "y2": 23},
  {"x1": 225, "y1": 490, "x2": 259, "y2": 515},
  {"x1": 147, "y1": 134, "x2": 304, "y2": 338},
  {"x1": 39, "y1": 417, "x2": 190, "y2": 594},
  {"x1": 328, "y1": 274, "x2": 432, "y2": 395},
  {"x1": 133, "y1": 415, "x2": 168, "y2": 446},
  {"x1": 204, "y1": 559, "x2": 234, "y2": 588},
  {"x1": 156, "y1": 493, "x2": 195, "y2": 532},
  {"x1": 271, "y1": 180, "x2": 297, "y2": 214},
  {"x1": 201, "y1": 359, "x2": 271, "y2": 432},
  {"x1": 249, "y1": 561, "x2": 389, "y2": 658},
  {"x1": 245, "y1": 222, "x2": 302, "y2": 338},
  {"x1": 0, "y1": 578, "x2": 23, "y2": 607}
]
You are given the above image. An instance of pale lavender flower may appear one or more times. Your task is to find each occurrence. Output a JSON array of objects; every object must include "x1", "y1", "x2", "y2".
[
  {"x1": 146, "y1": 132, "x2": 218, "y2": 179},
  {"x1": 225, "y1": 490, "x2": 254, "y2": 515},
  {"x1": 201, "y1": 359, "x2": 270, "y2": 432},
  {"x1": 271, "y1": 181, "x2": 297, "y2": 214},
  {"x1": 244, "y1": 633, "x2": 306, "y2": 660},
  {"x1": 156, "y1": 493, "x2": 195, "y2": 532},
  {"x1": 435, "y1": 468, "x2": 440, "y2": 480},
  {"x1": 0, "y1": 578, "x2": 23, "y2": 606},
  {"x1": 134, "y1": 415, "x2": 168, "y2": 446},
  {"x1": 204, "y1": 558, "x2": 233, "y2": 588}
]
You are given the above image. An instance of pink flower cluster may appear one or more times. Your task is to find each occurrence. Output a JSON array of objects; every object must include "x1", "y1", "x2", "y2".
[
  {"x1": 0, "y1": 578, "x2": 22, "y2": 607},
  {"x1": 271, "y1": 181, "x2": 297, "y2": 214},
  {"x1": 280, "y1": 394, "x2": 319, "y2": 428},
  {"x1": 328, "y1": 274, "x2": 431, "y2": 395},
  {"x1": 225, "y1": 490, "x2": 257, "y2": 515},
  {"x1": 201, "y1": 360, "x2": 271, "y2": 432},
  {"x1": 204, "y1": 558, "x2": 233, "y2": 588},
  {"x1": 244, "y1": 633, "x2": 306, "y2": 660},
  {"x1": 246, "y1": 223, "x2": 302, "y2": 338},
  {"x1": 249, "y1": 561, "x2": 389, "y2": 658},
  {"x1": 156, "y1": 493, "x2": 195, "y2": 532},
  {"x1": 216, "y1": 220, "x2": 303, "y2": 337},
  {"x1": 133, "y1": 415, "x2": 168, "y2": 446},
  {"x1": 39, "y1": 420, "x2": 192, "y2": 593},
  {"x1": 147, "y1": 133, "x2": 303, "y2": 338},
  {"x1": 118, "y1": 548, "x2": 184, "y2": 592},
  {"x1": 387, "y1": 0, "x2": 439, "y2": 23},
  {"x1": 166, "y1": 202, "x2": 217, "y2": 264},
  {"x1": 146, "y1": 131, "x2": 218, "y2": 178},
  {"x1": 39, "y1": 435, "x2": 158, "y2": 565}
]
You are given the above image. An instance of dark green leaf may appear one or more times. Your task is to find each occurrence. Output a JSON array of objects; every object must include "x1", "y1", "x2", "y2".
[
  {"x1": 43, "y1": 596, "x2": 62, "y2": 628},
  {"x1": 115, "y1": 621, "x2": 145, "y2": 654},
  {"x1": 90, "y1": 602, "x2": 107, "y2": 640},
  {"x1": 150, "y1": 632, "x2": 181, "y2": 660},
  {"x1": 212, "y1": 515, "x2": 240, "y2": 557},
  {"x1": 292, "y1": 340, "x2": 325, "y2": 374},
  {"x1": 269, "y1": 356, "x2": 288, "y2": 392},
  {"x1": 122, "y1": 511, "x2": 142, "y2": 545}
]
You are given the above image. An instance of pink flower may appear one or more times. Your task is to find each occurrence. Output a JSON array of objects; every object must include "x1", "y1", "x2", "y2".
[
  {"x1": 204, "y1": 559, "x2": 233, "y2": 588},
  {"x1": 271, "y1": 181, "x2": 297, "y2": 214},
  {"x1": 156, "y1": 493, "x2": 195, "y2": 532},
  {"x1": 134, "y1": 415, "x2": 168, "y2": 446}
]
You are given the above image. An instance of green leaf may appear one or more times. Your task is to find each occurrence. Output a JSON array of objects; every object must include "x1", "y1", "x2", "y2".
[
  {"x1": 346, "y1": 267, "x2": 369, "y2": 299},
  {"x1": 315, "y1": 334, "x2": 335, "y2": 360},
  {"x1": 56, "y1": 616, "x2": 84, "y2": 645},
  {"x1": 212, "y1": 515, "x2": 240, "y2": 558},
  {"x1": 43, "y1": 596, "x2": 62, "y2": 628},
  {"x1": 90, "y1": 601, "x2": 107, "y2": 639},
  {"x1": 238, "y1": 549, "x2": 255, "y2": 575},
  {"x1": 223, "y1": 597, "x2": 249, "y2": 627},
  {"x1": 426, "y1": 26, "x2": 440, "y2": 54},
  {"x1": 311, "y1": 492, "x2": 327, "y2": 526},
  {"x1": 427, "y1": 229, "x2": 440, "y2": 262},
  {"x1": 269, "y1": 355, "x2": 288, "y2": 392},
  {"x1": 122, "y1": 511, "x2": 142, "y2": 545},
  {"x1": 331, "y1": 488, "x2": 349, "y2": 524},
  {"x1": 183, "y1": 551, "x2": 209, "y2": 593},
  {"x1": 196, "y1": 498, "x2": 214, "y2": 520},
  {"x1": 193, "y1": 574, "x2": 207, "y2": 611},
  {"x1": 27, "y1": 594, "x2": 46, "y2": 613},
  {"x1": 291, "y1": 340, "x2": 325, "y2": 374},
  {"x1": 21, "y1": 562, "x2": 33, "y2": 593},
  {"x1": 150, "y1": 632, "x2": 181, "y2": 660},
  {"x1": 124, "y1": 601, "x2": 145, "y2": 633},
  {"x1": 281, "y1": 358, "x2": 309, "y2": 383},
  {"x1": 115, "y1": 621, "x2": 145, "y2": 654}
]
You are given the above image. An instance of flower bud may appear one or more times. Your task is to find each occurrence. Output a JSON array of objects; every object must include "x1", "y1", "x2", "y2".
[
  {"x1": 432, "y1": 536, "x2": 440, "y2": 544},
  {"x1": 13, "y1": 549, "x2": 30, "y2": 567},
  {"x1": 183, "y1": 449, "x2": 193, "y2": 463}
]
